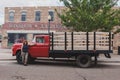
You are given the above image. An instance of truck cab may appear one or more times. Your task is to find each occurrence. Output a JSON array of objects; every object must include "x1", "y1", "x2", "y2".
[
  {"x1": 12, "y1": 34, "x2": 50, "y2": 64},
  {"x1": 29, "y1": 35, "x2": 50, "y2": 57}
]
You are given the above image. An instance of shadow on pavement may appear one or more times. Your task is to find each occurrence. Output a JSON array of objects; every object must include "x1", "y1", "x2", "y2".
[{"x1": 30, "y1": 59, "x2": 77, "y2": 68}]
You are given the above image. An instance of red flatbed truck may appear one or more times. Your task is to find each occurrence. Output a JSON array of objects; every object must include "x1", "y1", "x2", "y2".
[{"x1": 12, "y1": 32, "x2": 113, "y2": 68}]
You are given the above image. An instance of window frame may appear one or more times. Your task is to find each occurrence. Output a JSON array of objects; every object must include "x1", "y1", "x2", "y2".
[
  {"x1": 36, "y1": 37, "x2": 45, "y2": 43},
  {"x1": 9, "y1": 11, "x2": 15, "y2": 21},
  {"x1": 35, "y1": 11, "x2": 41, "y2": 21},
  {"x1": 21, "y1": 11, "x2": 27, "y2": 21}
]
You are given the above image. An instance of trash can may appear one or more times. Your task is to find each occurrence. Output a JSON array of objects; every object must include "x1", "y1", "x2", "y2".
[{"x1": 118, "y1": 46, "x2": 120, "y2": 55}]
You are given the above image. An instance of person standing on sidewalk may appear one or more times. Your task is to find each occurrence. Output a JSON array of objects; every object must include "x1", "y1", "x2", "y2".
[{"x1": 21, "y1": 40, "x2": 29, "y2": 66}]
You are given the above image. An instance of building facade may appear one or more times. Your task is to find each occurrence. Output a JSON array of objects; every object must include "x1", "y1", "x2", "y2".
[
  {"x1": 2, "y1": 6, "x2": 120, "y2": 55},
  {"x1": 2, "y1": 6, "x2": 67, "y2": 48}
]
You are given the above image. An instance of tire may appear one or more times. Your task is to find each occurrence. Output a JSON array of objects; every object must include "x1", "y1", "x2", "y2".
[
  {"x1": 16, "y1": 51, "x2": 22, "y2": 64},
  {"x1": 76, "y1": 55, "x2": 91, "y2": 68}
]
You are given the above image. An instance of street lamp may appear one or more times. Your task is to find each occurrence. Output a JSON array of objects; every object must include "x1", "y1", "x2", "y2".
[{"x1": 48, "y1": 15, "x2": 51, "y2": 34}]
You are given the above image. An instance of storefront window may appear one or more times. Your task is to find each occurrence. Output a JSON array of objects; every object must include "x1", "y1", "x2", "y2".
[{"x1": 8, "y1": 33, "x2": 27, "y2": 47}]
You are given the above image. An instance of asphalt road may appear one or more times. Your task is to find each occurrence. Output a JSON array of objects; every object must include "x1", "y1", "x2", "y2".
[{"x1": 0, "y1": 48, "x2": 120, "y2": 80}]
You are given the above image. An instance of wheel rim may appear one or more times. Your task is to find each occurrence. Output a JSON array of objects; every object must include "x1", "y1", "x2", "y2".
[{"x1": 76, "y1": 55, "x2": 91, "y2": 68}]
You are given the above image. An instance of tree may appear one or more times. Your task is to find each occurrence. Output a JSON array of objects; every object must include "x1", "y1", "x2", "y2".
[{"x1": 56, "y1": 0, "x2": 120, "y2": 32}]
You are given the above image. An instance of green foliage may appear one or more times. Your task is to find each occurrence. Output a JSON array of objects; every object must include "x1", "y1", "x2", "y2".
[{"x1": 56, "y1": 0, "x2": 120, "y2": 32}]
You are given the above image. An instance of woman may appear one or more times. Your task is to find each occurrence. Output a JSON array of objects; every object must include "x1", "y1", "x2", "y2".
[{"x1": 21, "y1": 40, "x2": 29, "y2": 66}]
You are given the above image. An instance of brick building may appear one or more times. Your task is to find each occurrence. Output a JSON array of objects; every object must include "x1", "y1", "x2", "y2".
[{"x1": 1, "y1": 6, "x2": 67, "y2": 48}]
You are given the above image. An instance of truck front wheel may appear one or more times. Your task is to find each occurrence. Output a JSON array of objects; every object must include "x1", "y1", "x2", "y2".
[
  {"x1": 76, "y1": 55, "x2": 91, "y2": 68},
  {"x1": 16, "y1": 51, "x2": 22, "y2": 64}
]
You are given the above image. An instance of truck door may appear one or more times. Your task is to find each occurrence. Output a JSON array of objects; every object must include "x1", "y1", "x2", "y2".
[{"x1": 29, "y1": 36, "x2": 49, "y2": 57}]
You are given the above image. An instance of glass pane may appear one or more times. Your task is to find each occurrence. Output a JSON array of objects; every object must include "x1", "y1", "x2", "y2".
[
  {"x1": 36, "y1": 37, "x2": 44, "y2": 43},
  {"x1": 8, "y1": 33, "x2": 27, "y2": 47},
  {"x1": 9, "y1": 12, "x2": 14, "y2": 21},
  {"x1": 21, "y1": 12, "x2": 26, "y2": 21},
  {"x1": 35, "y1": 11, "x2": 41, "y2": 21}
]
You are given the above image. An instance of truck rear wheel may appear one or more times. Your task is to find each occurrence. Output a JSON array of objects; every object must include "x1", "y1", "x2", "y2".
[
  {"x1": 16, "y1": 51, "x2": 22, "y2": 64},
  {"x1": 76, "y1": 55, "x2": 91, "y2": 68}
]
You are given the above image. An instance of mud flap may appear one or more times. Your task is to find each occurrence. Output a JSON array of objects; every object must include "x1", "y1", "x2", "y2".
[{"x1": 104, "y1": 53, "x2": 111, "y2": 58}]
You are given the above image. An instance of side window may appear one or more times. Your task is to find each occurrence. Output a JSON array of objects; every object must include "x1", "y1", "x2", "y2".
[{"x1": 36, "y1": 37, "x2": 45, "y2": 43}]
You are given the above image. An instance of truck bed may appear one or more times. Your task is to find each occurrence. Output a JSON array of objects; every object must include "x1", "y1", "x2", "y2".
[{"x1": 50, "y1": 32, "x2": 113, "y2": 55}]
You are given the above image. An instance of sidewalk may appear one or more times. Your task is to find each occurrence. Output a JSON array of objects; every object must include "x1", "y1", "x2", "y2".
[
  {"x1": 0, "y1": 48, "x2": 15, "y2": 60},
  {"x1": 98, "y1": 54, "x2": 120, "y2": 62},
  {"x1": 0, "y1": 48, "x2": 12, "y2": 53}
]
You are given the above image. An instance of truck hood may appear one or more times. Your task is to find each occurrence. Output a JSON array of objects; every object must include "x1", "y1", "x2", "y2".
[{"x1": 12, "y1": 43, "x2": 22, "y2": 48}]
